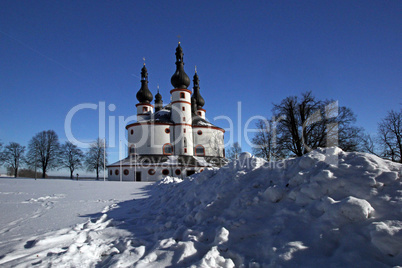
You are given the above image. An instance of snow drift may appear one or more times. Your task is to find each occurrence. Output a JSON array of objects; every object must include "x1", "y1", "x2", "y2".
[{"x1": 1, "y1": 147, "x2": 401, "y2": 267}]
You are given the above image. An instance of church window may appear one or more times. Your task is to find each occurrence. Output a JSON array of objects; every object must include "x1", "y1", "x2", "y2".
[
  {"x1": 165, "y1": 128, "x2": 170, "y2": 134},
  {"x1": 195, "y1": 145, "x2": 205, "y2": 156},
  {"x1": 131, "y1": 129, "x2": 134, "y2": 135},
  {"x1": 130, "y1": 146, "x2": 135, "y2": 154},
  {"x1": 163, "y1": 143, "x2": 173, "y2": 155},
  {"x1": 148, "y1": 169, "x2": 155, "y2": 175},
  {"x1": 143, "y1": 107, "x2": 148, "y2": 112},
  {"x1": 115, "y1": 169, "x2": 119, "y2": 175},
  {"x1": 184, "y1": 148, "x2": 187, "y2": 153},
  {"x1": 183, "y1": 117, "x2": 185, "y2": 121},
  {"x1": 180, "y1": 92, "x2": 185, "y2": 98},
  {"x1": 197, "y1": 112, "x2": 202, "y2": 116},
  {"x1": 182, "y1": 107, "x2": 185, "y2": 111},
  {"x1": 124, "y1": 169, "x2": 129, "y2": 176},
  {"x1": 109, "y1": 170, "x2": 112, "y2": 176},
  {"x1": 197, "y1": 130, "x2": 202, "y2": 135},
  {"x1": 162, "y1": 169, "x2": 169, "y2": 175},
  {"x1": 184, "y1": 128, "x2": 186, "y2": 133},
  {"x1": 175, "y1": 169, "x2": 181, "y2": 176}
]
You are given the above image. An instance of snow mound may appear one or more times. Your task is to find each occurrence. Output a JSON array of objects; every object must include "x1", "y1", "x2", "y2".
[{"x1": 2, "y1": 147, "x2": 401, "y2": 267}]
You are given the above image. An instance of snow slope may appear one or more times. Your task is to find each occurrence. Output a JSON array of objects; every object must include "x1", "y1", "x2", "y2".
[
  {"x1": 0, "y1": 179, "x2": 151, "y2": 266},
  {"x1": 1, "y1": 147, "x2": 401, "y2": 267}
]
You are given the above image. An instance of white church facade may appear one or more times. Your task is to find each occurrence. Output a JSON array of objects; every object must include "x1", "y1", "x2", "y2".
[{"x1": 107, "y1": 43, "x2": 226, "y2": 181}]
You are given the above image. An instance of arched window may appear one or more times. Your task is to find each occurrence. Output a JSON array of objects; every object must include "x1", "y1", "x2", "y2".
[
  {"x1": 163, "y1": 143, "x2": 173, "y2": 155},
  {"x1": 180, "y1": 92, "x2": 185, "y2": 98},
  {"x1": 115, "y1": 169, "x2": 119, "y2": 175},
  {"x1": 109, "y1": 170, "x2": 112, "y2": 176},
  {"x1": 184, "y1": 137, "x2": 187, "y2": 147},
  {"x1": 131, "y1": 129, "x2": 134, "y2": 135},
  {"x1": 195, "y1": 145, "x2": 205, "y2": 156},
  {"x1": 130, "y1": 146, "x2": 135, "y2": 154}
]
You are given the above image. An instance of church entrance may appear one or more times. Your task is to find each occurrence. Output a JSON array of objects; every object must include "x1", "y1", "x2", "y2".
[
  {"x1": 186, "y1": 170, "x2": 195, "y2": 176},
  {"x1": 135, "y1": 172, "x2": 141, "y2": 182}
]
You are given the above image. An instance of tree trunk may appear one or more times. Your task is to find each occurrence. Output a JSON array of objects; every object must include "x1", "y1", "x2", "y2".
[{"x1": 70, "y1": 169, "x2": 73, "y2": 179}]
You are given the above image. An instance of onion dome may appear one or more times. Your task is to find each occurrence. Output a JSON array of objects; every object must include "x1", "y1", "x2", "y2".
[
  {"x1": 136, "y1": 64, "x2": 153, "y2": 103},
  {"x1": 192, "y1": 70, "x2": 205, "y2": 109},
  {"x1": 191, "y1": 95, "x2": 197, "y2": 114},
  {"x1": 155, "y1": 88, "x2": 163, "y2": 112},
  {"x1": 170, "y1": 43, "x2": 190, "y2": 89}
]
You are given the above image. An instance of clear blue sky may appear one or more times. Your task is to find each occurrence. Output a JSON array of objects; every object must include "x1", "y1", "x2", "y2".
[{"x1": 1, "y1": 0, "x2": 401, "y2": 176}]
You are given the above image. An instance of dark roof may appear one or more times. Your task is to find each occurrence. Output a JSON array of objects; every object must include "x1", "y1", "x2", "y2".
[
  {"x1": 192, "y1": 72, "x2": 205, "y2": 108},
  {"x1": 192, "y1": 115, "x2": 214, "y2": 127},
  {"x1": 136, "y1": 65, "x2": 153, "y2": 103},
  {"x1": 152, "y1": 109, "x2": 174, "y2": 124},
  {"x1": 171, "y1": 43, "x2": 190, "y2": 89},
  {"x1": 155, "y1": 90, "x2": 162, "y2": 102}
]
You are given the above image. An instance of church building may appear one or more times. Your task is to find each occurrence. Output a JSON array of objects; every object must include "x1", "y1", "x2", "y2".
[{"x1": 107, "y1": 43, "x2": 226, "y2": 181}]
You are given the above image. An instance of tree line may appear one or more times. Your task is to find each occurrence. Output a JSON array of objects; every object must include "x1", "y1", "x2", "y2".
[
  {"x1": 226, "y1": 91, "x2": 401, "y2": 164},
  {"x1": 0, "y1": 130, "x2": 107, "y2": 179}
]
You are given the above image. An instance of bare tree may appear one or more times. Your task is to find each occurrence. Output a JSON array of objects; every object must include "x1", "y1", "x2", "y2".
[
  {"x1": 27, "y1": 130, "x2": 60, "y2": 178},
  {"x1": 226, "y1": 142, "x2": 242, "y2": 161},
  {"x1": 360, "y1": 133, "x2": 381, "y2": 157},
  {"x1": 252, "y1": 119, "x2": 285, "y2": 161},
  {"x1": 59, "y1": 141, "x2": 84, "y2": 179},
  {"x1": 377, "y1": 109, "x2": 402, "y2": 163},
  {"x1": 273, "y1": 91, "x2": 362, "y2": 157},
  {"x1": 85, "y1": 138, "x2": 107, "y2": 180},
  {"x1": 0, "y1": 141, "x2": 4, "y2": 165},
  {"x1": 208, "y1": 132, "x2": 225, "y2": 157},
  {"x1": 3, "y1": 142, "x2": 25, "y2": 177}
]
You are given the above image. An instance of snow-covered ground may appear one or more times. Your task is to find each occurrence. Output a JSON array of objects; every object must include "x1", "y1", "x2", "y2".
[{"x1": 0, "y1": 148, "x2": 401, "y2": 267}]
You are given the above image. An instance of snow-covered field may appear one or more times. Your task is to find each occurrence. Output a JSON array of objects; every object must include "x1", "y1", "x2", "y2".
[{"x1": 0, "y1": 148, "x2": 401, "y2": 267}]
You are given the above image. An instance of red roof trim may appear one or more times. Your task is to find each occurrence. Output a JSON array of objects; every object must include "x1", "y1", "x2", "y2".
[
  {"x1": 170, "y1": 88, "x2": 192, "y2": 94},
  {"x1": 171, "y1": 100, "x2": 192, "y2": 105},
  {"x1": 126, "y1": 122, "x2": 225, "y2": 132},
  {"x1": 192, "y1": 125, "x2": 225, "y2": 133},
  {"x1": 126, "y1": 122, "x2": 173, "y2": 129}
]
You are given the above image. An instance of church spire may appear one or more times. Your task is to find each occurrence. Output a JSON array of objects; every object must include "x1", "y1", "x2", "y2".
[
  {"x1": 192, "y1": 68, "x2": 205, "y2": 109},
  {"x1": 154, "y1": 85, "x2": 163, "y2": 112},
  {"x1": 136, "y1": 64, "x2": 153, "y2": 103},
  {"x1": 170, "y1": 43, "x2": 190, "y2": 89}
]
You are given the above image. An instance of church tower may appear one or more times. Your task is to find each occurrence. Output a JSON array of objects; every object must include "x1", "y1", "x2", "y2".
[
  {"x1": 170, "y1": 43, "x2": 194, "y2": 155},
  {"x1": 191, "y1": 69, "x2": 206, "y2": 119},
  {"x1": 154, "y1": 87, "x2": 163, "y2": 112},
  {"x1": 136, "y1": 64, "x2": 154, "y2": 121}
]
